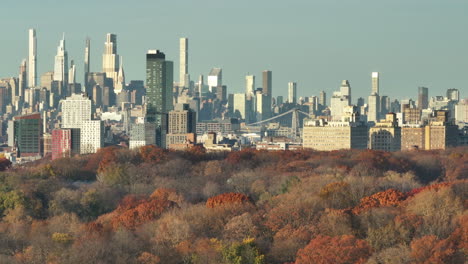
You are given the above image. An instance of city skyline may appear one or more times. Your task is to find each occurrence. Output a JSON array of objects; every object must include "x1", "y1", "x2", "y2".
[{"x1": 1, "y1": 0, "x2": 467, "y2": 101}]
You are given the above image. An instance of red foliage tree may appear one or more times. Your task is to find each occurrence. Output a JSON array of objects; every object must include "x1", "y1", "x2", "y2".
[
  {"x1": 96, "y1": 146, "x2": 120, "y2": 173},
  {"x1": 406, "y1": 182, "x2": 452, "y2": 197},
  {"x1": 206, "y1": 192, "x2": 251, "y2": 208},
  {"x1": 226, "y1": 148, "x2": 257, "y2": 165},
  {"x1": 139, "y1": 145, "x2": 168, "y2": 164},
  {"x1": 352, "y1": 189, "x2": 407, "y2": 214},
  {"x1": 295, "y1": 235, "x2": 372, "y2": 264}
]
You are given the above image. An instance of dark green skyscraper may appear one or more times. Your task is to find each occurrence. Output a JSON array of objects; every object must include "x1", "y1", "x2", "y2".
[
  {"x1": 146, "y1": 50, "x2": 174, "y2": 147},
  {"x1": 13, "y1": 113, "x2": 42, "y2": 157}
]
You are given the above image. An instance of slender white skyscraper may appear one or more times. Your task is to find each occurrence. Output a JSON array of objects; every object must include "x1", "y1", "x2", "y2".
[
  {"x1": 245, "y1": 75, "x2": 255, "y2": 99},
  {"x1": 68, "y1": 60, "x2": 76, "y2": 84},
  {"x1": 288, "y1": 82, "x2": 297, "y2": 104},
  {"x1": 84, "y1": 37, "x2": 90, "y2": 85},
  {"x1": 372, "y1": 72, "x2": 379, "y2": 95},
  {"x1": 28, "y1": 29, "x2": 37, "y2": 88},
  {"x1": 53, "y1": 34, "x2": 68, "y2": 87},
  {"x1": 19, "y1": 59, "x2": 27, "y2": 98},
  {"x1": 179, "y1": 37, "x2": 189, "y2": 88},
  {"x1": 102, "y1": 33, "x2": 119, "y2": 87}
]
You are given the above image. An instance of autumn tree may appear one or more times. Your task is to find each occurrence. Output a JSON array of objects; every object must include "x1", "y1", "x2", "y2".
[
  {"x1": 206, "y1": 193, "x2": 251, "y2": 209},
  {"x1": 295, "y1": 235, "x2": 372, "y2": 264}
]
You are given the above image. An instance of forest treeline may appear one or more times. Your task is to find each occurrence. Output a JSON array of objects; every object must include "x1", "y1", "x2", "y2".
[{"x1": 0, "y1": 146, "x2": 466, "y2": 264}]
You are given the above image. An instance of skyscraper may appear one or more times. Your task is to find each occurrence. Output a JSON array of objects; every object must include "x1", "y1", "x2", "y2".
[
  {"x1": 68, "y1": 60, "x2": 76, "y2": 85},
  {"x1": 288, "y1": 82, "x2": 297, "y2": 104},
  {"x1": 245, "y1": 75, "x2": 255, "y2": 99},
  {"x1": 319, "y1": 91, "x2": 326, "y2": 107},
  {"x1": 417, "y1": 87, "x2": 428, "y2": 110},
  {"x1": 368, "y1": 93, "x2": 380, "y2": 123},
  {"x1": 28, "y1": 29, "x2": 37, "y2": 88},
  {"x1": 340, "y1": 80, "x2": 351, "y2": 105},
  {"x1": 13, "y1": 113, "x2": 42, "y2": 157},
  {"x1": 84, "y1": 37, "x2": 90, "y2": 86},
  {"x1": 179, "y1": 38, "x2": 189, "y2": 88},
  {"x1": 207, "y1": 68, "x2": 222, "y2": 92},
  {"x1": 262, "y1": 70, "x2": 272, "y2": 119},
  {"x1": 61, "y1": 93, "x2": 93, "y2": 129},
  {"x1": 19, "y1": 59, "x2": 27, "y2": 98},
  {"x1": 262, "y1": 70, "x2": 272, "y2": 96},
  {"x1": 53, "y1": 34, "x2": 68, "y2": 89},
  {"x1": 146, "y1": 50, "x2": 173, "y2": 147},
  {"x1": 102, "y1": 33, "x2": 119, "y2": 87},
  {"x1": 114, "y1": 56, "x2": 125, "y2": 94},
  {"x1": 446, "y1": 88, "x2": 459, "y2": 102},
  {"x1": 371, "y1": 72, "x2": 379, "y2": 95}
]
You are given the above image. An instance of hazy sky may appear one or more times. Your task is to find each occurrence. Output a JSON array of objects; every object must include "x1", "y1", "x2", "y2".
[{"x1": 1, "y1": 0, "x2": 467, "y2": 102}]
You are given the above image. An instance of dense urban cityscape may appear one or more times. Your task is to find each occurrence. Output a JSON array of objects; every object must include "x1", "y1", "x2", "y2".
[
  {"x1": 0, "y1": 29, "x2": 466, "y2": 163},
  {"x1": 0, "y1": 24, "x2": 466, "y2": 264}
]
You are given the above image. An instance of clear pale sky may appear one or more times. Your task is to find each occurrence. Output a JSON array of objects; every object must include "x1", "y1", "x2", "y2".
[{"x1": 1, "y1": 0, "x2": 467, "y2": 102}]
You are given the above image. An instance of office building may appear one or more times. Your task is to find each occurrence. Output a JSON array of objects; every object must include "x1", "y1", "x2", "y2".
[
  {"x1": 417, "y1": 87, "x2": 428, "y2": 109},
  {"x1": 12, "y1": 113, "x2": 42, "y2": 157},
  {"x1": 28, "y1": 29, "x2": 37, "y2": 88},
  {"x1": 369, "y1": 113, "x2": 401, "y2": 151},
  {"x1": 129, "y1": 122, "x2": 156, "y2": 149},
  {"x1": 233, "y1": 93, "x2": 247, "y2": 121},
  {"x1": 262, "y1": 70, "x2": 272, "y2": 96},
  {"x1": 146, "y1": 50, "x2": 173, "y2": 147},
  {"x1": 179, "y1": 38, "x2": 189, "y2": 88},
  {"x1": 330, "y1": 81, "x2": 352, "y2": 121},
  {"x1": 303, "y1": 119, "x2": 368, "y2": 151},
  {"x1": 425, "y1": 111, "x2": 458, "y2": 150},
  {"x1": 19, "y1": 59, "x2": 27, "y2": 99},
  {"x1": 207, "y1": 68, "x2": 222, "y2": 93},
  {"x1": 288, "y1": 82, "x2": 297, "y2": 104},
  {"x1": 371, "y1": 72, "x2": 379, "y2": 95},
  {"x1": 102, "y1": 33, "x2": 120, "y2": 87}
]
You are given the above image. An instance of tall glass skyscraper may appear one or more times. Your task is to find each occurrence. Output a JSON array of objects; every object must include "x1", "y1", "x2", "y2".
[{"x1": 146, "y1": 50, "x2": 173, "y2": 147}]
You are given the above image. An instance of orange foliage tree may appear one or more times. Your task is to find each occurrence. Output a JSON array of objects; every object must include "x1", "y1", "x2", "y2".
[
  {"x1": 226, "y1": 148, "x2": 257, "y2": 165},
  {"x1": 295, "y1": 235, "x2": 372, "y2": 264},
  {"x1": 109, "y1": 195, "x2": 177, "y2": 230},
  {"x1": 410, "y1": 235, "x2": 457, "y2": 264},
  {"x1": 352, "y1": 189, "x2": 407, "y2": 214},
  {"x1": 206, "y1": 192, "x2": 251, "y2": 208}
]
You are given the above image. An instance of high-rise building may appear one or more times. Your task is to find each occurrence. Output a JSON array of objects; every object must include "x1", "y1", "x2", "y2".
[
  {"x1": 167, "y1": 103, "x2": 196, "y2": 148},
  {"x1": 340, "y1": 80, "x2": 351, "y2": 104},
  {"x1": 80, "y1": 120, "x2": 104, "y2": 154},
  {"x1": 417, "y1": 87, "x2": 429, "y2": 109},
  {"x1": 233, "y1": 93, "x2": 247, "y2": 121},
  {"x1": 68, "y1": 60, "x2": 76, "y2": 85},
  {"x1": 368, "y1": 94, "x2": 380, "y2": 123},
  {"x1": 19, "y1": 59, "x2": 27, "y2": 99},
  {"x1": 371, "y1": 72, "x2": 379, "y2": 95},
  {"x1": 319, "y1": 91, "x2": 326, "y2": 107},
  {"x1": 102, "y1": 33, "x2": 120, "y2": 87},
  {"x1": 28, "y1": 29, "x2": 37, "y2": 88},
  {"x1": 61, "y1": 93, "x2": 93, "y2": 129},
  {"x1": 84, "y1": 38, "x2": 90, "y2": 86},
  {"x1": 262, "y1": 70, "x2": 272, "y2": 96},
  {"x1": 179, "y1": 38, "x2": 189, "y2": 88},
  {"x1": 288, "y1": 82, "x2": 297, "y2": 104},
  {"x1": 207, "y1": 68, "x2": 222, "y2": 93},
  {"x1": 114, "y1": 56, "x2": 125, "y2": 94},
  {"x1": 146, "y1": 50, "x2": 174, "y2": 147},
  {"x1": 330, "y1": 81, "x2": 352, "y2": 121},
  {"x1": 245, "y1": 75, "x2": 255, "y2": 99},
  {"x1": 369, "y1": 113, "x2": 401, "y2": 152},
  {"x1": 12, "y1": 113, "x2": 42, "y2": 157},
  {"x1": 455, "y1": 99, "x2": 468, "y2": 126},
  {"x1": 401, "y1": 126, "x2": 425, "y2": 150},
  {"x1": 446, "y1": 88, "x2": 460, "y2": 102},
  {"x1": 53, "y1": 34, "x2": 68, "y2": 92}
]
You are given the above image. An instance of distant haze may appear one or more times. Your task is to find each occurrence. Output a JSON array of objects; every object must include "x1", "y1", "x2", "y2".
[{"x1": 1, "y1": 0, "x2": 466, "y2": 101}]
